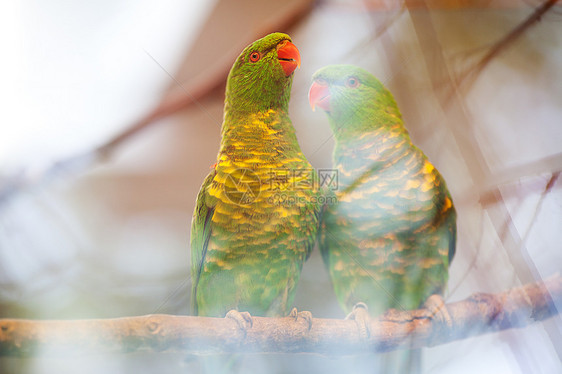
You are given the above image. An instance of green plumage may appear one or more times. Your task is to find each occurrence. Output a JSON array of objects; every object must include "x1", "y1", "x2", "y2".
[
  {"x1": 312, "y1": 65, "x2": 456, "y2": 317},
  {"x1": 190, "y1": 33, "x2": 320, "y2": 318}
]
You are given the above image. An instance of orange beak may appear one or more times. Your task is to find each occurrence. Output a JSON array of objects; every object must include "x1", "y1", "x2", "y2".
[
  {"x1": 308, "y1": 80, "x2": 331, "y2": 112},
  {"x1": 277, "y1": 41, "x2": 301, "y2": 77}
]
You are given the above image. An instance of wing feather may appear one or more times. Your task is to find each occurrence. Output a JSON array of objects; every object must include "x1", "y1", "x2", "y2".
[{"x1": 190, "y1": 171, "x2": 216, "y2": 315}]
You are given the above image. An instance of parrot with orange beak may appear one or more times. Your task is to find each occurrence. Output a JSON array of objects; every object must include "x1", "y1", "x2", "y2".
[{"x1": 190, "y1": 33, "x2": 320, "y2": 324}]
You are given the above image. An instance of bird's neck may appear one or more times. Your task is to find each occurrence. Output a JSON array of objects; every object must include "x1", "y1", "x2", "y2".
[
  {"x1": 333, "y1": 122, "x2": 414, "y2": 169},
  {"x1": 224, "y1": 73, "x2": 292, "y2": 114},
  {"x1": 219, "y1": 107, "x2": 298, "y2": 161},
  {"x1": 329, "y1": 99, "x2": 407, "y2": 142}
]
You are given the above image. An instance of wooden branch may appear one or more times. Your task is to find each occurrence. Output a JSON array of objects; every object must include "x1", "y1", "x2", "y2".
[{"x1": 0, "y1": 275, "x2": 560, "y2": 357}]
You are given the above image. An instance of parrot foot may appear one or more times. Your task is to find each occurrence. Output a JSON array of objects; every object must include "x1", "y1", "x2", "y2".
[
  {"x1": 225, "y1": 310, "x2": 253, "y2": 335},
  {"x1": 346, "y1": 302, "x2": 370, "y2": 339},
  {"x1": 424, "y1": 294, "x2": 452, "y2": 328},
  {"x1": 289, "y1": 307, "x2": 313, "y2": 330}
]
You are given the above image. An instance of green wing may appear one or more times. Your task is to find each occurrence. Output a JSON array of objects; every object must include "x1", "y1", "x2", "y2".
[{"x1": 190, "y1": 170, "x2": 216, "y2": 315}]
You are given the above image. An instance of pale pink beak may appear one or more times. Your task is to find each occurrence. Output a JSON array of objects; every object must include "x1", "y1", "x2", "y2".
[{"x1": 309, "y1": 80, "x2": 331, "y2": 112}]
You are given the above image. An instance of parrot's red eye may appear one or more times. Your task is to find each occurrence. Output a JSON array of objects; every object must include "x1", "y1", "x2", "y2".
[
  {"x1": 249, "y1": 52, "x2": 261, "y2": 62},
  {"x1": 346, "y1": 77, "x2": 359, "y2": 88}
]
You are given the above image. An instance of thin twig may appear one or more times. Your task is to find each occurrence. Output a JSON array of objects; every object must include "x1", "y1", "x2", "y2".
[{"x1": 457, "y1": 0, "x2": 559, "y2": 92}]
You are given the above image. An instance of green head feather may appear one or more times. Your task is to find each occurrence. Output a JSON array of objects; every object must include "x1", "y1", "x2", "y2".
[
  {"x1": 225, "y1": 32, "x2": 296, "y2": 115},
  {"x1": 311, "y1": 65, "x2": 404, "y2": 142}
]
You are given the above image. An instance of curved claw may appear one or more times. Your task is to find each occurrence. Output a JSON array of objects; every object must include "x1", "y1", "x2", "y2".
[
  {"x1": 424, "y1": 294, "x2": 453, "y2": 328},
  {"x1": 346, "y1": 302, "x2": 371, "y2": 339},
  {"x1": 226, "y1": 309, "x2": 253, "y2": 335},
  {"x1": 289, "y1": 307, "x2": 313, "y2": 330}
]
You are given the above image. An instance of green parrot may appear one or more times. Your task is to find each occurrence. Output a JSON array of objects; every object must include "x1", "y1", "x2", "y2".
[
  {"x1": 309, "y1": 64, "x2": 456, "y2": 323},
  {"x1": 190, "y1": 33, "x2": 320, "y2": 322}
]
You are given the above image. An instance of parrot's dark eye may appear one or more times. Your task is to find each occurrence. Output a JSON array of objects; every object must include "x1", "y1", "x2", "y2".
[
  {"x1": 249, "y1": 52, "x2": 261, "y2": 62},
  {"x1": 346, "y1": 77, "x2": 359, "y2": 88}
]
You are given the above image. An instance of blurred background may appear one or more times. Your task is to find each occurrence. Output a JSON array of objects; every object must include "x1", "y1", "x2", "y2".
[{"x1": 1, "y1": 0, "x2": 561, "y2": 373}]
